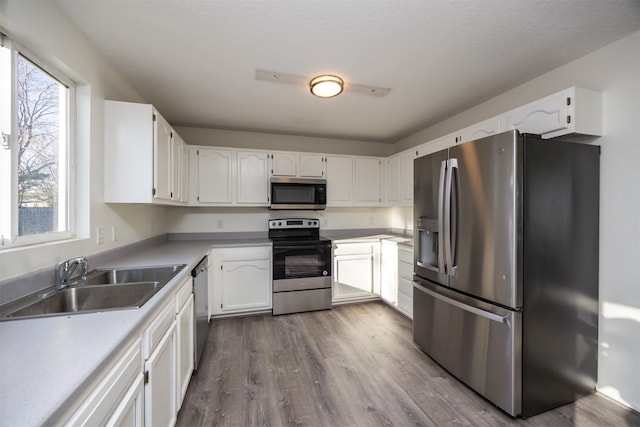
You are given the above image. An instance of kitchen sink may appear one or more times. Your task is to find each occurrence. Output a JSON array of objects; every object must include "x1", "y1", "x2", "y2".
[
  {"x1": 84, "y1": 264, "x2": 185, "y2": 285},
  {"x1": 6, "y1": 282, "x2": 163, "y2": 319},
  {"x1": 0, "y1": 264, "x2": 186, "y2": 321}
]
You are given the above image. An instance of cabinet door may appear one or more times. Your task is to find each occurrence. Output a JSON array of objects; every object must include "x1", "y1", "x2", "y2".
[
  {"x1": 334, "y1": 253, "x2": 374, "y2": 300},
  {"x1": 506, "y1": 90, "x2": 570, "y2": 137},
  {"x1": 380, "y1": 241, "x2": 398, "y2": 304},
  {"x1": 170, "y1": 133, "x2": 184, "y2": 202},
  {"x1": 64, "y1": 340, "x2": 142, "y2": 427},
  {"x1": 333, "y1": 242, "x2": 378, "y2": 301},
  {"x1": 386, "y1": 155, "x2": 400, "y2": 205},
  {"x1": 237, "y1": 150, "x2": 269, "y2": 205},
  {"x1": 354, "y1": 157, "x2": 382, "y2": 205},
  {"x1": 153, "y1": 111, "x2": 173, "y2": 201},
  {"x1": 397, "y1": 247, "x2": 414, "y2": 318},
  {"x1": 459, "y1": 116, "x2": 504, "y2": 144},
  {"x1": 180, "y1": 141, "x2": 188, "y2": 203},
  {"x1": 399, "y1": 149, "x2": 416, "y2": 205},
  {"x1": 176, "y1": 295, "x2": 194, "y2": 410},
  {"x1": 197, "y1": 148, "x2": 233, "y2": 204},
  {"x1": 106, "y1": 375, "x2": 144, "y2": 427},
  {"x1": 220, "y1": 259, "x2": 271, "y2": 312},
  {"x1": 299, "y1": 154, "x2": 325, "y2": 178},
  {"x1": 326, "y1": 155, "x2": 353, "y2": 205},
  {"x1": 271, "y1": 152, "x2": 297, "y2": 176},
  {"x1": 144, "y1": 323, "x2": 177, "y2": 427}
]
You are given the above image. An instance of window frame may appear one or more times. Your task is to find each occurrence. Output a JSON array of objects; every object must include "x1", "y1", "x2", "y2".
[{"x1": 0, "y1": 32, "x2": 76, "y2": 248}]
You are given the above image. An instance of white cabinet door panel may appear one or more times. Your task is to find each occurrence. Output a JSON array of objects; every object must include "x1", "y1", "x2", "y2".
[
  {"x1": 144, "y1": 323, "x2": 176, "y2": 427},
  {"x1": 197, "y1": 148, "x2": 233, "y2": 204},
  {"x1": 221, "y1": 260, "x2": 271, "y2": 311},
  {"x1": 237, "y1": 151, "x2": 269, "y2": 204}
]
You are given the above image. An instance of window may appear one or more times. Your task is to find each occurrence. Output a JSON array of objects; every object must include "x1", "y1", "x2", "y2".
[{"x1": 0, "y1": 33, "x2": 75, "y2": 248}]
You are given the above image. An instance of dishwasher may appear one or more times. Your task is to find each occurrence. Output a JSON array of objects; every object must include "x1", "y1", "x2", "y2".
[{"x1": 191, "y1": 256, "x2": 209, "y2": 370}]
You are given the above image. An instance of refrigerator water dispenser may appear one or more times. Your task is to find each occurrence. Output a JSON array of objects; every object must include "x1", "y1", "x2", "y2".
[{"x1": 417, "y1": 217, "x2": 440, "y2": 271}]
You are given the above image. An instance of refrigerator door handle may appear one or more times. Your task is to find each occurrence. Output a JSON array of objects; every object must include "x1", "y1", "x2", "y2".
[
  {"x1": 444, "y1": 158, "x2": 458, "y2": 276},
  {"x1": 414, "y1": 280, "x2": 510, "y2": 324},
  {"x1": 437, "y1": 160, "x2": 447, "y2": 273}
]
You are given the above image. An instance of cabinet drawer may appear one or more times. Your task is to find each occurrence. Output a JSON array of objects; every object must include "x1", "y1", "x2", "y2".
[
  {"x1": 143, "y1": 300, "x2": 175, "y2": 359},
  {"x1": 64, "y1": 339, "x2": 142, "y2": 426},
  {"x1": 221, "y1": 246, "x2": 271, "y2": 261},
  {"x1": 175, "y1": 277, "x2": 192, "y2": 312},
  {"x1": 333, "y1": 242, "x2": 375, "y2": 256},
  {"x1": 398, "y1": 277, "x2": 414, "y2": 298},
  {"x1": 398, "y1": 262, "x2": 414, "y2": 279},
  {"x1": 398, "y1": 247, "x2": 413, "y2": 263}
]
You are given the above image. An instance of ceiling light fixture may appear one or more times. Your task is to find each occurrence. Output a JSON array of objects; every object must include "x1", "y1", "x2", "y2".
[{"x1": 310, "y1": 74, "x2": 344, "y2": 98}]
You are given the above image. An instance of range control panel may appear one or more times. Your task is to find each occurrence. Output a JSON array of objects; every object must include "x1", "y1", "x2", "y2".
[{"x1": 268, "y1": 218, "x2": 320, "y2": 229}]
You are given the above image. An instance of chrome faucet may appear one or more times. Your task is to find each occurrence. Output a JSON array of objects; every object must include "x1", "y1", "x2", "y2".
[{"x1": 55, "y1": 256, "x2": 89, "y2": 289}]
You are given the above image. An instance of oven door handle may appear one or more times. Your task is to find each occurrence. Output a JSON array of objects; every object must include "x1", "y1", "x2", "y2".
[{"x1": 273, "y1": 244, "x2": 331, "y2": 250}]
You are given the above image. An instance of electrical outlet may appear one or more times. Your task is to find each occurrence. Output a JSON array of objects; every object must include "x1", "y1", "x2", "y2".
[
  {"x1": 96, "y1": 226, "x2": 104, "y2": 244},
  {"x1": 112, "y1": 225, "x2": 118, "y2": 242},
  {"x1": 217, "y1": 220, "x2": 224, "y2": 229}
]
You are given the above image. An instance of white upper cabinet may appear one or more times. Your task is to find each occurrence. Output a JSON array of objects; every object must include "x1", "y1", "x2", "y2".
[
  {"x1": 506, "y1": 87, "x2": 602, "y2": 138},
  {"x1": 354, "y1": 157, "x2": 383, "y2": 206},
  {"x1": 386, "y1": 154, "x2": 401, "y2": 205},
  {"x1": 270, "y1": 152, "x2": 297, "y2": 177},
  {"x1": 459, "y1": 115, "x2": 505, "y2": 144},
  {"x1": 299, "y1": 154, "x2": 325, "y2": 178},
  {"x1": 104, "y1": 100, "x2": 186, "y2": 205},
  {"x1": 399, "y1": 149, "x2": 417, "y2": 205},
  {"x1": 237, "y1": 150, "x2": 269, "y2": 205},
  {"x1": 326, "y1": 155, "x2": 354, "y2": 205},
  {"x1": 190, "y1": 147, "x2": 234, "y2": 205},
  {"x1": 188, "y1": 147, "x2": 269, "y2": 206},
  {"x1": 270, "y1": 152, "x2": 325, "y2": 178},
  {"x1": 154, "y1": 113, "x2": 173, "y2": 201}
]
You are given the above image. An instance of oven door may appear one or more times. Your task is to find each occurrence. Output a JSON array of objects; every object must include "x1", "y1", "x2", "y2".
[{"x1": 272, "y1": 240, "x2": 331, "y2": 280}]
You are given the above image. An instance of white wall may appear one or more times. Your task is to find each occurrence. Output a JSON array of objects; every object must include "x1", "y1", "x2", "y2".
[
  {"x1": 166, "y1": 206, "x2": 394, "y2": 234},
  {"x1": 175, "y1": 126, "x2": 395, "y2": 157},
  {"x1": 0, "y1": 1, "x2": 168, "y2": 282},
  {"x1": 395, "y1": 31, "x2": 640, "y2": 412}
]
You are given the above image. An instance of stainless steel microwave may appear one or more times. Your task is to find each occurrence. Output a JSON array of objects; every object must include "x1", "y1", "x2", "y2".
[{"x1": 270, "y1": 177, "x2": 327, "y2": 210}]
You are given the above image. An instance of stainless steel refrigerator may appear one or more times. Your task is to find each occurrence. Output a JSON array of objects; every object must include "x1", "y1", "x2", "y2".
[{"x1": 412, "y1": 130, "x2": 599, "y2": 418}]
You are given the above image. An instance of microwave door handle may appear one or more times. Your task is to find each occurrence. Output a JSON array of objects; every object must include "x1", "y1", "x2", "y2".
[{"x1": 437, "y1": 160, "x2": 447, "y2": 273}]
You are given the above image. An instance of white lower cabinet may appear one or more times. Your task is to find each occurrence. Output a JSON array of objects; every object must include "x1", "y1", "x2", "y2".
[
  {"x1": 175, "y1": 279, "x2": 194, "y2": 410},
  {"x1": 380, "y1": 240, "x2": 399, "y2": 305},
  {"x1": 211, "y1": 245, "x2": 272, "y2": 316},
  {"x1": 64, "y1": 339, "x2": 143, "y2": 427},
  {"x1": 107, "y1": 375, "x2": 144, "y2": 427},
  {"x1": 397, "y1": 245, "x2": 414, "y2": 318},
  {"x1": 379, "y1": 239, "x2": 413, "y2": 319},
  {"x1": 63, "y1": 273, "x2": 196, "y2": 427},
  {"x1": 143, "y1": 302, "x2": 177, "y2": 427},
  {"x1": 333, "y1": 241, "x2": 380, "y2": 302}
]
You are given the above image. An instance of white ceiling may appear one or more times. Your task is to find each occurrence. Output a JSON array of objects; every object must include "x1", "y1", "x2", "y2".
[{"x1": 54, "y1": 0, "x2": 640, "y2": 143}]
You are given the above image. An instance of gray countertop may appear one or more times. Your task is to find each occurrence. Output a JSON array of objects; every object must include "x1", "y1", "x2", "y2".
[
  {"x1": 0, "y1": 231, "x2": 410, "y2": 426},
  {"x1": 0, "y1": 240, "x2": 216, "y2": 426}
]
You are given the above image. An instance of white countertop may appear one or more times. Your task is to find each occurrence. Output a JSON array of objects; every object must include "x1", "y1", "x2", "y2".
[{"x1": 0, "y1": 240, "x2": 218, "y2": 426}]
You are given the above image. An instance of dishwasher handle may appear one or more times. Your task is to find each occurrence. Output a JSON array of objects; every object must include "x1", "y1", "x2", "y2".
[{"x1": 191, "y1": 255, "x2": 209, "y2": 277}]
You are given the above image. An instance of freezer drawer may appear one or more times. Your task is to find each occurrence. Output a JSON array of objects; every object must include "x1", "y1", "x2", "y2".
[{"x1": 413, "y1": 279, "x2": 522, "y2": 416}]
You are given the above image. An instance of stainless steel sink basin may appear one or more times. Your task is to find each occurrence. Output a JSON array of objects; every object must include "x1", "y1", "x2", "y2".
[
  {"x1": 0, "y1": 263, "x2": 186, "y2": 321},
  {"x1": 84, "y1": 264, "x2": 185, "y2": 285},
  {"x1": 6, "y1": 282, "x2": 162, "y2": 319}
]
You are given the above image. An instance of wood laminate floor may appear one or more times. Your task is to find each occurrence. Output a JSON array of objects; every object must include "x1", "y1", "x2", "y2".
[{"x1": 177, "y1": 302, "x2": 639, "y2": 427}]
